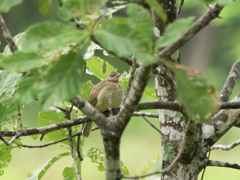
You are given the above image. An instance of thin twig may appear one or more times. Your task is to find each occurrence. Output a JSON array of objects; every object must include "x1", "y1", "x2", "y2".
[
  {"x1": 177, "y1": 0, "x2": 184, "y2": 18},
  {"x1": 121, "y1": 119, "x2": 191, "y2": 179},
  {"x1": 0, "y1": 135, "x2": 9, "y2": 146},
  {"x1": 0, "y1": 14, "x2": 18, "y2": 53},
  {"x1": 211, "y1": 139, "x2": 240, "y2": 151},
  {"x1": 18, "y1": 106, "x2": 23, "y2": 131},
  {"x1": 40, "y1": 134, "x2": 45, "y2": 141},
  {"x1": 201, "y1": 150, "x2": 211, "y2": 180},
  {"x1": 133, "y1": 112, "x2": 158, "y2": 118},
  {"x1": 63, "y1": 106, "x2": 82, "y2": 180},
  {"x1": 95, "y1": 4, "x2": 107, "y2": 23},
  {"x1": 220, "y1": 58, "x2": 240, "y2": 102},
  {"x1": 122, "y1": 58, "x2": 137, "y2": 105},
  {"x1": 77, "y1": 134, "x2": 84, "y2": 161},
  {"x1": 18, "y1": 127, "x2": 99, "y2": 149},
  {"x1": 141, "y1": 114, "x2": 161, "y2": 134},
  {"x1": 156, "y1": 4, "x2": 224, "y2": 59},
  {"x1": 8, "y1": 131, "x2": 24, "y2": 145},
  {"x1": 207, "y1": 160, "x2": 240, "y2": 170}
]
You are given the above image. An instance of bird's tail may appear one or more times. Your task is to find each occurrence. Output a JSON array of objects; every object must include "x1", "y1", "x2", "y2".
[{"x1": 82, "y1": 121, "x2": 92, "y2": 139}]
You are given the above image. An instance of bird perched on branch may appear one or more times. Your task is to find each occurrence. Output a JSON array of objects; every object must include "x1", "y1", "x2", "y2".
[{"x1": 83, "y1": 71, "x2": 123, "y2": 139}]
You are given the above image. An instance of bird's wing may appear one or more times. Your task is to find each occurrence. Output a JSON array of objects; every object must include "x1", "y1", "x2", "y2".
[{"x1": 88, "y1": 80, "x2": 108, "y2": 107}]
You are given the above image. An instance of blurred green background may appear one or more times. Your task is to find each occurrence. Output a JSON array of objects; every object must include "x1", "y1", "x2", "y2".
[{"x1": 1, "y1": 0, "x2": 240, "y2": 179}]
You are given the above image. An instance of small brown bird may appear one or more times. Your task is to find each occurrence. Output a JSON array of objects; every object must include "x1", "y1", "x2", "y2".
[{"x1": 83, "y1": 71, "x2": 123, "y2": 139}]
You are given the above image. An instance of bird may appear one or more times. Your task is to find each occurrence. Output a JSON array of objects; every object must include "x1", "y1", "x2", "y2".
[{"x1": 82, "y1": 71, "x2": 123, "y2": 139}]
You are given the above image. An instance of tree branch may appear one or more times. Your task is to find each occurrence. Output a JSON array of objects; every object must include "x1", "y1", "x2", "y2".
[
  {"x1": 141, "y1": 115, "x2": 161, "y2": 134},
  {"x1": 18, "y1": 106, "x2": 23, "y2": 130},
  {"x1": 0, "y1": 14, "x2": 18, "y2": 53},
  {"x1": 18, "y1": 127, "x2": 99, "y2": 149},
  {"x1": 71, "y1": 95, "x2": 108, "y2": 129},
  {"x1": 1, "y1": 101, "x2": 240, "y2": 138},
  {"x1": 211, "y1": 139, "x2": 240, "y2": 151},
  {"x1": 220, "y1": 58, "x2": 240, "y2": 102},
  {"x1": 133, "y1": 112, "x2": 158, "y2": 118},
  {"x1": 122, "y1": 58, "x2": 136, "y2": 105},
  {"x1": 156, "y1": 4, "x2": 224, "y2": 59},
  {"x1": 207, "y1": 160, "x2": 240, "y2": 170},
  {"x1": 177, "y1": 0, "x2": 184, "y2": 18},
  {"x1": 116, "y1": 65, "x2": 152, "y2": 133},
  {"x1": 201, "y1": 93, "x2": 240, "y2": 150},
  {"x1": 0, "y1": 117, "x2": 89, "y2": 137}
]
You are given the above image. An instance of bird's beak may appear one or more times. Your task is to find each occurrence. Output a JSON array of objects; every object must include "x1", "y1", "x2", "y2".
[{"x1": 117, "y1": 74, "x2": 120, "y2": 77}]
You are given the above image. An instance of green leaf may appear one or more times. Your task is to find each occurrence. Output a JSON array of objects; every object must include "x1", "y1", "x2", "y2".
[
  {"x1": 57, "y1": 5, "x2": 75, "y2": 22},
  {"x1": 39, "y1": 0, "x2": 52, "y2": 15},
  {"x1": 87, "y1": 147, "x2": 128, "y2": 173},
  {"x1": 27, "y1": 152, "x2": 70, "y2": 180},
  {"x1": 86, "y1": 56, "x2": 116, "y2": 80},
  {"x1": 79, "y1": 80, "x2": 94, "y2": 101},
  {"x1": 0, "y1": 143, "x2": 13, "y2": 176},
  {"x1": 38, "y1": 51, "x2": 85, "y2": 109},
  {"x1": 3, "y1": 33, "x2": 25, "y2": 56},
  {"x1": 174, "y1": 70, "x2": 216, "y2": 123},
  {"x1": 57, "y1": 0, "x2": 82, "y2": 21},
  {"x1": 21, "y1": 21, "x2": 90, "y2": 53},
  {"x1": 38, "y1": 111, "x2": 68, "y2": 145},
  {"x1": 0, "y1": 71, "x2": 19, "y2": 128},
  {"x1": 0, "y1": 71, "x2": 19, "y2": 97},
  {"x1": 1, "y1": 51, "x2": 48, "y2": 72},
  {"x1": 94, "y1": 18, "x2": 137, "y2": 57},
  {"x1": 0, "y1": 53, "x2": 4, "y2": 59},
  {"x1": 121, "y1": 161, "x2": 129, "y2": 176},
  {"x1": 0, "y1": 0, "x2": 23, "y2": 13},
  {"x1": 140, "y1": 154, "x2": 161, "y2": 175},
  {"x1": 155, "y1": 17, "x2": 195, "y2": 50},
  {"x1": 136, "y1": 52, "x2": 162, "y2": 67},
  {"x1": 0, "y1": 97, "x2": 18, "y2": 128},
  {"x1": 63, "y1": 166, "x2": 77, "y2": 180},
  {"x1": 87, "y1": 147, "x2": 105, "y2": 172},
  {"x1": 14, "y1": 70, "x2": 40, "y2": 105},
  {"x1": 146, "y1": 0, "x2": 167, "y2": 21},
  {"x1": 94, "y1": 14, "x2": 153, "y2": 57}
]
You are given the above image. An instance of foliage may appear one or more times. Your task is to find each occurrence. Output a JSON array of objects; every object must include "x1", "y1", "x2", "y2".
[
  {"x1": 27, "y1": 152, "x2": 70, "y2": 180},
  {"x1": 0, "y1": 0, "x2": 23, "y2": 13},
  {"x1": 0, "y1": 0, "x2": 237, "y2": 179}
]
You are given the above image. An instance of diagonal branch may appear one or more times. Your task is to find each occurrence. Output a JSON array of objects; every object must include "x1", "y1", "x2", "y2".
[
  {"x1": 156, "y1": 4, "x2": 224, "y2": 59},
  {"x1": 71, "y1": 95, "x2": 108, "y2": 129},
  {"x1": 201, "y1": 93, "x2": 240, "y2": 150},
  {"x1": 207, "y1": 160, "x2": 240, "y2": 170},
  {"x1": 220, "y1": 58, "x2": 240, "y2": 102},
  {"x1": 116, "y1": 65, "x2": 152, "y2": 133},
  {"x1": 0, "y1": 14, "x2": 18, "y2": 53},
  {"x1": 122, "y1": 58, "x2": 137, "y2": 105},
  {"x1": 177, "y1": 0, "x2": 184, "y2": 18},
  {"x1": 141, "y1": 115, "x2": 161, "y2": 134},
  {"x1": 211, "y1": 139, "x2": 240, "y2": 151}
]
